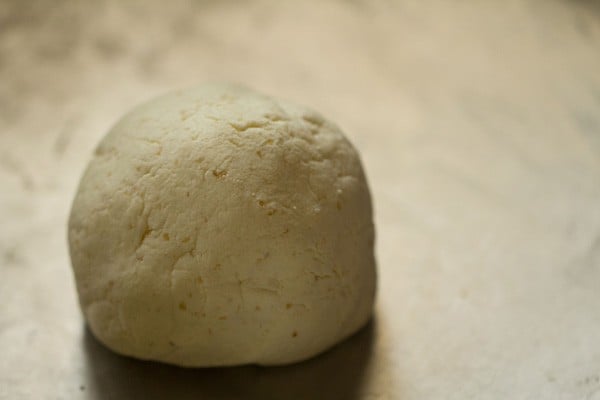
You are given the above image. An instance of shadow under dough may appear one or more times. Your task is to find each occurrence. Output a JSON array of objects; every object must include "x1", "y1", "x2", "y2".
[{"x1": 82, "y1": 318, "x2": 376, "y2": 400}]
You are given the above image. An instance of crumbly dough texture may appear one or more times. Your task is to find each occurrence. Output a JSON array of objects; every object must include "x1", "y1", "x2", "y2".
[{"x1": 68, "y1": 83, "x2": 376, "y2": 366}]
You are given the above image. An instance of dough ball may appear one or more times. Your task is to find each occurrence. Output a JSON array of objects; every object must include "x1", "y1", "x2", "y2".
[{"x1": 68, "y1": 84, "x2": 376, "y2": 366}]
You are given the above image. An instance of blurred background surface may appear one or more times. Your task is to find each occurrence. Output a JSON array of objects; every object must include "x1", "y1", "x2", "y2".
[{"x1": 1, "y1": 1, "x2": 600, "y2": 399}]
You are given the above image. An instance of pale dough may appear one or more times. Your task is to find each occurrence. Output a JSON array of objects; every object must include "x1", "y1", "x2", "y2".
[{"x1": 68, "y1": 83, "x2": 376, "y2": 366}]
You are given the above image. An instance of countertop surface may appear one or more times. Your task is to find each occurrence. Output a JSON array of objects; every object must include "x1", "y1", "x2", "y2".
[{"x1": 2, "y1": 1, "x2": 600, "y2": 399}]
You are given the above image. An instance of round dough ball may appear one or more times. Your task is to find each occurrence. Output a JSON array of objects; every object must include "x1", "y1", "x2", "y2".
[{"x1": 68, "y1": 83, "x2": 376, "y2": 367}]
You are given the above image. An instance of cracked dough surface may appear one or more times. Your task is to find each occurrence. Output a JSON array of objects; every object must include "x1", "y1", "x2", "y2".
[{"x1": 68, "y1": 83, "x2": 376, "y2": 367}]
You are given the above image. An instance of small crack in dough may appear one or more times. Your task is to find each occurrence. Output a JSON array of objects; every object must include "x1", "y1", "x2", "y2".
[{"x1": 68, "y1": 83, "x2": 375, "y2": 367}]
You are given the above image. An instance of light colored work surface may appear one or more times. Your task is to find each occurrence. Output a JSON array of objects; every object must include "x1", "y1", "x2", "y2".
[{"x1": 1, "y1": 1, "x2": 600, "y2": 399}]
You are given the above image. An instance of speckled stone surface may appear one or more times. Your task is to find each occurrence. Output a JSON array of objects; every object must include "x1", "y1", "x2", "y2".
[{"x1": 1, "y1": 1, "x2": 600, "y2": 399}]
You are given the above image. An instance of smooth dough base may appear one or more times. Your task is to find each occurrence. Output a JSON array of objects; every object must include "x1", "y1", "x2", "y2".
[{"x1": 68, "y1": 83, "x2": 376, "y2": 366}]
